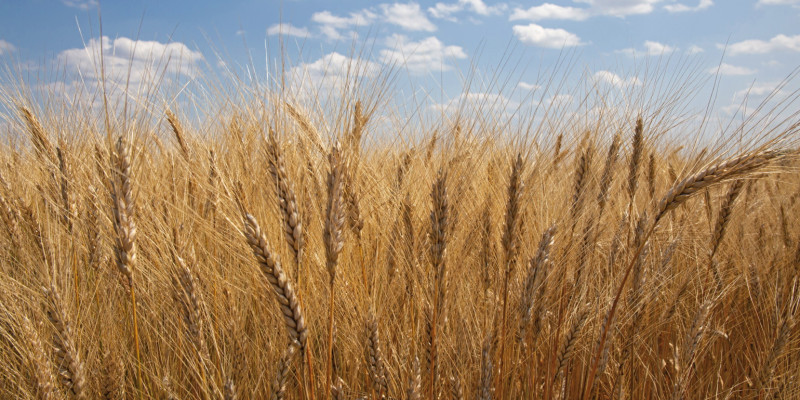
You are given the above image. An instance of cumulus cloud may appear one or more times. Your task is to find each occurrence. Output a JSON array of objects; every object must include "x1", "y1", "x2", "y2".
[
  {"x1": 380, "y1": 34, "x2": 466, "y2": 74},
  {"x1": 686, "y1": 45, "x2": 704, "y2": 54},
  {"x1": 518, "y1": 81, "x2": 541, "y2": 91},
  {"x1": 57, "y1": 36, "x2": 204, "y2": 86},
  {"x1": 429, "y1": 0, "x2": 506, "y2": 20},
  {"x1": 724, "y1": 34, "x2": 800, "y2": 55},
  {"x1": 709, "y1": 63, "x2": 756, "y2": 76},
  {"x1": 664, "y1": 0, "x2": 713, "y2": 12},
  {"x1": 292, "y1": 52, "x2": 380, "y2": 88},
  {"x1": 511, "y1": 0, "x2": 664, "y2": 22},
  {"x1": 61, "y1": 0, "x2": 97, "y2": 10},
  {"x1": 510, "y1": 3, "x2": 590, "y2": 21},
  {"x1": 312, "y1": 9, "x2": 377, "y2": 40},
  {"x1": 576, "y1": 0, "x2": 662, "y2": 16},
  {"x1": 733, "y1": 83, "x2": 783, "y2": 99},
  {"x1": 313, "y1": 4, "x2": 437, "y2": 39},
  {"x1": 0, "y1": 40, "x2": 15, "y2": 55},
  {"x1": 267, "y1": 23, "x2": 311, "y2": 37},
  {"x1": 381, "y1": 3, "x2": 437, "y2": 31},
  {"x1": 512, "y1": 23, "x2": 585, "y2": 48},
  {"x1": 617, "y1": 40, "x2": 676, "y2": 56},
  {"x1": 593, "y1": 70, "x2": 642, "y2": 87}
]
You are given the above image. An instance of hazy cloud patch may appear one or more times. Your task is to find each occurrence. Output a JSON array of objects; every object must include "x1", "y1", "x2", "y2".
[{"x1": 0, "y1": 40, "x2": 15, "y2": 55}]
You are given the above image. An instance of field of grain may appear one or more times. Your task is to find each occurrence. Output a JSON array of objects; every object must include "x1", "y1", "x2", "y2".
[{"x1": 1, "y1": 58, "x2": 800, "y2": 400}]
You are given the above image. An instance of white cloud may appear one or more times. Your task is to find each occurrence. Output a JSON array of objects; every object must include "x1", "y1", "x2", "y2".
[
  {"x1": 617, "y1": 40, "x2": 675, "y2": 56},
  {"x1": 312, "y1": 9, "x2": 377, "y2": 40},
  {"x1": 518, "y1": 81, "x2": 541, "y2": 91},
  {"x1": 429, "y1": 0, "x2": 507, "y2": 20},
  {"x1": 292, "y1": 52, "x2": 380, "y2": 86},
  {"x1": 57, "y1": 36, "x2": 204, "y2": 86},
  {"x1": 757, "y1": 0, "x2": 800, "y2": 5},
  {"x1": 285, "y1": 52, "x2": 382, "y2": 105},
  {"x1": 460, "y1": 0, "x2": 505, "y2": 15},
  {"x1": 0, "y1": 40, "x2": 15, "y2": 55},
  {"x1": 709, "y1": 63, "x2": 756, "y2": 76},
  {"x1": 734, "y1": 83, "x2": 783, "y2": 99},
  {"x1": 431, "y1": 92, "x2": 519, "y2": 116},
  {"x1": 267, "y1": 23, "x2": 311, "y2": 37},
  {"x1": 512, "y1": 23, "x2": 585, "y2": 48},
  {"x1": 511, "y1": 0, "x2": 665, "y2": 21},
  {"x1": 510, "y1": 3, "x2": 590, "y2": 21},
  {"x1": 643, "y1": 40, "x2": 675, "y2": 54},
  {"x1": 593, "y1": 70, "x2": 642, "y2": 87},
  {"x1": 380, "y1": 34, "x2": 466, "y2": 74},
  {"x1": 546, "y1": 93, "x2": 574, "y2": 106},
  {"x1": 429, "y1": 3, "x2": 463, "y2": 20},
  {"x1": 61, "y1": 0, "x2": 97, "y2": 10},
  {"x1": 573, "y1": 0, "x2": 662, "y2": 17},
  {"x1": 381, "y1": 3, "x2": 437, "y2": 31},
  {"x1": 725, "y1": 34, "x2": 800, "y2": 55},
  {"x1": 664, "y1": 0, "x2": 713, "y2": 12},
  {"x1": 686, "y1": 45, "x2": 704, "y2": 54},
  {"x1": 235, "y1": 29, "x2": 245, "y2": 36}
]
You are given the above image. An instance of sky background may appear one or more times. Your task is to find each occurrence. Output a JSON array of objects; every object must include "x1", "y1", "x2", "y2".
[{"x1": 1, "y1": 0, "x2": 799, "y2": 128}]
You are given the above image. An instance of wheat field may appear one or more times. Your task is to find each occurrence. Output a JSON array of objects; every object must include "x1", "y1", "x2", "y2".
[{"x1": 1, "y1": 56, "x2": 800, "y2": 400}]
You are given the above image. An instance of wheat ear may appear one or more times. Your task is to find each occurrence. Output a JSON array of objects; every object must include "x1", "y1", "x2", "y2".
[
  {"x1": 407, "y1": 356, "x2": 422, "y2": 400},
  {"x1": 627, "y1": 117, "x2": 644, "y2": 205},
  {"x1": 20, "y1": 106, "x2": 56, "y2": 164},
  {"x1": 266, "y1": 128, "x2": 304, "y2": 280},
  {"x1": 172, "y1": 255, "x2": 212, "y2": 392},
  {"x1": 554, "y1": 306, "x2": 589, "y2": 384},
  {"x1": 519, "y1": 224, "x2": 556, "y2": 342},
  {"x1": 165, "y1": 109, "x2": 190, "y2": 159},
  {"x1": 19, "y1": 314, "x2": 57, "y2": 400},
  {"x1": 366, "y1": 312, "x2": 389, "y2": 398},
  {"x1": 709, "y1": 179, "x2": 745, "y2": 261},
  {"x1": 43, "y1": 285, "x2": 86, "y2": 399},
  {"x1": 478, "y1": 333, "x2": 493, "y2": 400},
  {"x1": 323, "y1": 144, "x2": 346, "y2": 400},
  {"x1": 243, "y1": 214, "x2": 307, "y2": 347},
  {"x1": 109, "y1": 136, "x2": 143, "y2": 395},
  {"x1": 99, "y1": 344, "x2": 125, "y2": 400},
  {"x1": 596, "y1": 133, "x2": 621, "y2": 219},
  {"x1": 429, "y1": 169, "x2": 449, "y2": 400},
  {"x1": 270, "y1": 344, "x2": 297, "y2": 400},
  {"x1": 757, "y1": 315, "x2": 795, "y2": 395}
]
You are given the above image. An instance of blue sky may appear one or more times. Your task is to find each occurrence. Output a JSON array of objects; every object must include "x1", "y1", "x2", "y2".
[{"x1": 1, "y1": 0, "x2": 799, "y2": 124}]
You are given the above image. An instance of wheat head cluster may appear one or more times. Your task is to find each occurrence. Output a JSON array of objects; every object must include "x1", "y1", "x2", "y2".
[{"x1": 1, "y1": 59, "x2": 800, "y2": 400}]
